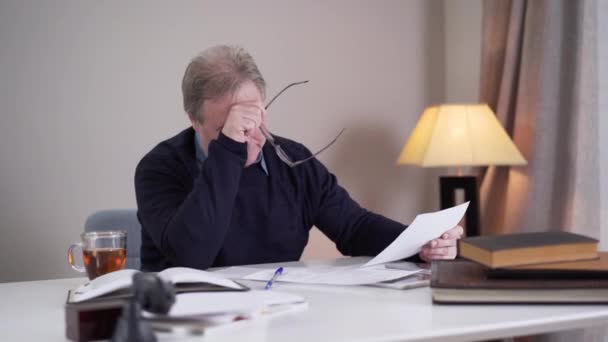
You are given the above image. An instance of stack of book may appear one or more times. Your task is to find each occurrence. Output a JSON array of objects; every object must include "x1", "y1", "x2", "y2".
[{"x1": 431, "y1": 231, "x2": 608, "y2": 304}]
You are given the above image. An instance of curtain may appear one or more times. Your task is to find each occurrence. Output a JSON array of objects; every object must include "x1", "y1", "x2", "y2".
[
  {"x1": 479, "y1": 0, "x2": 600, "y2": 240},
  {"x1": 479, "y1": 0, "x2": 606, "y2": 341}
]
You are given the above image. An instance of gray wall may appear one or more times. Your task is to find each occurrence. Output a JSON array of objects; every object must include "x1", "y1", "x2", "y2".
[
  {"x1": 444, "y1": 0, "x2": 482, "y2": 102},
  {"x1": 599, "y1": 0, "x2": 608, "y2": 251},
  {"x1": 0, "y1": 0, "x2": 482, "y2": 282}
]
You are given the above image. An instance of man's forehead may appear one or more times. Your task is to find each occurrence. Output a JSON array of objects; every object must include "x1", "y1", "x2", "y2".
[
  {"x1": 203, "y1": 81, "x2": 263, "y2": 113},
  {"x1": 233, "y1": 81, "x2": 263, "y2": 103}
]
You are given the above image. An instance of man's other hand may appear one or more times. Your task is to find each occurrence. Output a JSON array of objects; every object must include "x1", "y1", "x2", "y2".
[{"x1": 419, "y1": 225, "x2": 464, "y2": 263}]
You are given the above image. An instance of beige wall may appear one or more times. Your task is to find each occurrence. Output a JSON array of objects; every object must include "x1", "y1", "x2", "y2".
[
  {"x1": 444, "y1": 0, "x2": 482, "y2": 103},
  {"x1": 0, "y1": 0, "x2": 481, "y2": 282}
]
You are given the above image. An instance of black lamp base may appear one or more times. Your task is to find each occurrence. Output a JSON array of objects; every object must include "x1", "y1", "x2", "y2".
[{"x1": 439, "y1": 176, "x2": 480, "y2": 237}]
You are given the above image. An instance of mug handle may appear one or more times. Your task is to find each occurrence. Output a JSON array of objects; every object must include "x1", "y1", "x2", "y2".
[{"x1": 67, "y1": 242, "x2": 86, "y2": 272}]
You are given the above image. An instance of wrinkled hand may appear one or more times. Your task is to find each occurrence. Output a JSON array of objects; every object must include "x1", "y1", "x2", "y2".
[
  {"x1": 222, "y1": 102, "x2": 265, "y2": 143},
  {"x1": 419, "y1": 225, "x2": 464, "y2": 263}
]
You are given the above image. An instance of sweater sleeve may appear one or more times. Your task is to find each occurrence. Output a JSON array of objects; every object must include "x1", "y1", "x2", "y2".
[{"x1": 135, "y1": 133, "x2": 246, "y2": 269}]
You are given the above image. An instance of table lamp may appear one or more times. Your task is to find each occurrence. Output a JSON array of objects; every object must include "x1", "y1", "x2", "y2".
[{"x1": 396, "y1": 104, "x2": 527, "y2": 236}]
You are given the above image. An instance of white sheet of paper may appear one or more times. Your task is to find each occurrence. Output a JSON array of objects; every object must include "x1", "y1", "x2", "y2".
[
  {"x1": 213, "y1": 203, "x2": 467, "y2": 287},
  {"x1": 242, "y1": 266, "x2": 421, "y2": 286},
  {"x1": 211, "y1": 266, "x2": 262, "y2": 279},
  {"x1": 162, "y1": 290, "x2": 306, "y2": 317},
  {"x1": 369, "y1": 273, "x2": 430, "y2": 290},
  {"x1": 364, "y1": 202, "x2": 469, "y2": 267}
]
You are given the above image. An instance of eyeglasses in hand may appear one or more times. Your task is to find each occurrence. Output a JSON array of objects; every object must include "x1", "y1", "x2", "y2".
[{"x1": 260, "y1": 80, "x2": 345, "y2": 167}]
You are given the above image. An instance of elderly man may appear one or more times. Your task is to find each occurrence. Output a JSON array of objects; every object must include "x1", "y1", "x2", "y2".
[{"x1": 135, "y1": 45, "x2": 463, "y2": 271}]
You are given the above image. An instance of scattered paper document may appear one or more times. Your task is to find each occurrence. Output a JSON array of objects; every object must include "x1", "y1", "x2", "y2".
[
  {"x1": 212, "y1": 266, "x2": 262, "y2": 279},
  {"x1": 241, "y1": 266, "x2": 422, "y2": 286},
  {"x1": 212, "y1": 203, "x2": 467, "y2": 287},
  {"x1": 159, "y1": 290, "x2": 306, "y2": 317},
  {"x1": 364, "y1": 202, "x2": 469, "y2": 267},
  {"x1": 369, "y1": 273, "x2": 430, "y2": 290},
  {"x1": 384, "y1": 261, "x2": 430, "y2": 272}
]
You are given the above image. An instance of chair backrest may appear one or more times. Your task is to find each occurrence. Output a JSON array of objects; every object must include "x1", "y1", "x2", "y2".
[{"x1": 84, "y1": 209, "x2": 141, "y2": 270}]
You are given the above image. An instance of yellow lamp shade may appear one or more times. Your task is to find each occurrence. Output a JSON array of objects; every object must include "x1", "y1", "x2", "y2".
[{"x1": 397, "y1": 104, "x2": 527, "y2": 167}]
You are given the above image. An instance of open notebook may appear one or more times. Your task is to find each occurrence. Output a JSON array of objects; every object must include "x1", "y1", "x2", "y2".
[{"x1": 68, "y1": 267, "x2": 248, "y2": 303}]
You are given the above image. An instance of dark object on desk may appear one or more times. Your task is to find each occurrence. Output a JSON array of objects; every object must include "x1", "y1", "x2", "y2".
[
  {"x1": 65, "y1": 297, "x2": 124, "y2": 342},
  {"x1": 440, "y1": 176, "x2": 479, "y2": 237},
  {"x1": 488, "y1": 252, "x2": 608, "y2": 279},
  {"x1": 458, "y1": 231, "x2": 598, "y2": 268},
  {"x1": 111, "y1": 272, "x2": 175, "y2": 342},
  {"x1": 65, "y1": 277, "x2": 248, "y2": 341},
  {"x1": 431, "y1": 260, "x2": 608, "y2": 304}
]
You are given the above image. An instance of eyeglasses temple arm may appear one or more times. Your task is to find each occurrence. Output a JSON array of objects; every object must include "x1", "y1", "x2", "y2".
[
  {"x1": 259, "y1": 124, "x2": 275, "y2": 143},
  {"x1": 261, "y1": 80, "x2": 310, "y2": 141},
  {"x1": 288, "y1": 128, "x2": 346, "y2": 167},
  {"x1": 265, "y1": 80, "x2": 310, "y2": 110}
]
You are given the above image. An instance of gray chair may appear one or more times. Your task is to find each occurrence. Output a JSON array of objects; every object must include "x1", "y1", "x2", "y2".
[{"x1": 84, "y1": 209, "x2": 141, "y2": 270}]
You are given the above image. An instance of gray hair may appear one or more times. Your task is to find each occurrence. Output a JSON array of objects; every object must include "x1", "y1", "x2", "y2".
[{"x1": 182, "y1": 45, "x2": 266, "y2": 121}]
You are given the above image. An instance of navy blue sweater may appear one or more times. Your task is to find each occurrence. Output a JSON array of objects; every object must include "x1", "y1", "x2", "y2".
[{"x1": 135, "y1": 128, "x2": 408, "y2": 271}]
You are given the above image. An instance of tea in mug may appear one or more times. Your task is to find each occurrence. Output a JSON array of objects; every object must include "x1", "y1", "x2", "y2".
[
  {"x1": 82, "y1": 248, "x2": 127, "y2": 280},
  {"x1": 68, "y1": 231, "x2": 127, "y2": 279}
]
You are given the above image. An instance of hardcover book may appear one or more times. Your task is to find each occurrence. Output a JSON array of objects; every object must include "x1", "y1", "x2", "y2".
[
  {"x1": 458, "y1": 231, "x2": 598, "y2": 268},
  {"x1": 488, "y1": 252, "x2": 608, "y2": 279},
  {"x1": 431, "y1": 260, "x2": 608, "y2": 304}
]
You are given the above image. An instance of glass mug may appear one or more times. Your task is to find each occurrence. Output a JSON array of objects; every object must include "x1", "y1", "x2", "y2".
[{"x1": 68, "y1": 231, "x2": 127, "y2": 280}]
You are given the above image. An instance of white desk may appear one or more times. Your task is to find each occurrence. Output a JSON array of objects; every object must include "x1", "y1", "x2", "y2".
[{"x1": 1, "y1": 257, "x2": 608, "y2": 342}]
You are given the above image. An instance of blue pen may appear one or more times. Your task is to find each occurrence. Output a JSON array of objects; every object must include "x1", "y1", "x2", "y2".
[{"x1": 264, "y1": 267, "x2": 284, "y2": 290}]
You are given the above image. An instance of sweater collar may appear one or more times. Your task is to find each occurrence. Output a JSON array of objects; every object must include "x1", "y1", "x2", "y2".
[{"x1": 194, "y1": 133, "x2": 268, "y2": 175}]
